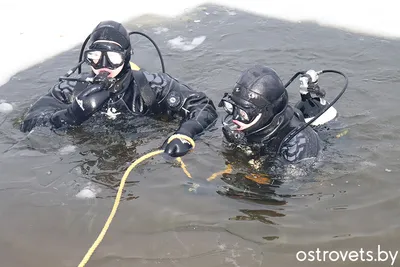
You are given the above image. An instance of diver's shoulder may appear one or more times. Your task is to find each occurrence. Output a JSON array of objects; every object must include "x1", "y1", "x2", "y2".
[
  {"x1": 281, "y1": 127, "x2": 321, "y2": 163},
  {"x1": 131, "y1": 69, "x2": 169, "y2": 90},
  {"x1": 283, "y1": 124, "x2": 320, "y2": 150}
]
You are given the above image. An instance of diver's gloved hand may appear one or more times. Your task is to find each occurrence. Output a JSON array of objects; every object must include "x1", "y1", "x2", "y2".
[
  {"x1": 50, "y1": 83, "x2": 111, "y2": 127},
  {"x1": 163, "y1": 134, "x2": 193, "y2": 157},
  {"x1": 222, "y1": 123, "x2": 247, "y2": 145},
  {"x1": 20, "y1": 112, "x2": 53, "y2": 133},
  {"x1": 92, "y1": 71, "x2": 115, "y2": 89}
]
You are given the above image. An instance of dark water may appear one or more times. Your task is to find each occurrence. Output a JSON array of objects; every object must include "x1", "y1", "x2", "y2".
[{"x1": 1, "y1": 4, "x2": 400, "y2": 267}]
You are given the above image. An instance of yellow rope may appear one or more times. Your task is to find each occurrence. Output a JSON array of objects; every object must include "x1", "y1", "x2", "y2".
[
  {"x1": 77, "y1": 149, "x2": 162, "y2": 267},
  {"x1": 168, "y1": 134, "x2": 196, "y2": 179},
  {"x1": 207, "y1": 164, "x2": 233, "y2": 181},
  {"x1": 176, "y1": 158, "x2": 192, "y2": 178},
  {"x1": 77, "y1": 134, "x2": 235, "y2": 267},
  {"x1": 77, "y1": 134, "x2": 195, "y2": 267}
]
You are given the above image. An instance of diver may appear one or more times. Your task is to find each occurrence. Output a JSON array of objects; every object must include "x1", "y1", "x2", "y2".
[
  {"x1": 219, "y1": 64, "x2": 322, "y2": 167},
  {"x1": 217, "y1": 64, "x2": 348, "y2": 202},
  {"x1": 19, "y1": 20, "x2": 218, "y2": 158}
]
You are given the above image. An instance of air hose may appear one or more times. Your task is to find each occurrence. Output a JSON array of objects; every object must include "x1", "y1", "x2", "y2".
[{"x1": 282, "y1": 69, "x2": 348, "y2": 145}]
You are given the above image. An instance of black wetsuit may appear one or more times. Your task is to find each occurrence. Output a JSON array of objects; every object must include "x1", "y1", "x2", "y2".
[{"x1": 20, "y1": 69, "x2": 218, "y2": 140}]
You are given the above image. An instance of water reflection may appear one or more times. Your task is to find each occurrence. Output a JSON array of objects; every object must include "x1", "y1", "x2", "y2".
[
  {"x1": 230, "y1": 209, "x2": 285, "y2": 225},
  {"x1": 50, "y1": 114, "x2": 179, "y2": 199},
  {"x1": 216, "y1": 141, "x2": 315, "y2": 200}
]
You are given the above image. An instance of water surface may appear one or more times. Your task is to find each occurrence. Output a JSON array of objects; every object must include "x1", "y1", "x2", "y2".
[{"x1": 1, "y1": 4, "x2": 399, "y2": 267}]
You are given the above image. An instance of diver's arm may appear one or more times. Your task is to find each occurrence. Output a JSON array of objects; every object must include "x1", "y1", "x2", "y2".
[
  {"x1": 136, "y1": 71, "x2": 218, "y2": 157},
  {"x1": 20, "y1": 78, "x2": 111, "y2": 132},
  {"x1": 159, "y1": 74, "x2": 218, "y2": 157},
  {"x1": 20, "y1": 80, "x2": 76, "y2": 132},
  {"x1": 156, "y1": 73, "x2": 218, "y2": 138}
]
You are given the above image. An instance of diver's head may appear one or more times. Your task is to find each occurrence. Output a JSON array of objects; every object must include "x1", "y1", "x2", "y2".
[
  {"x1": 84, "y1": 20, "x2": 132, "y2": 78},
  {"x1": 219, "y1": 65, "x2": 288, "y2": 144}
]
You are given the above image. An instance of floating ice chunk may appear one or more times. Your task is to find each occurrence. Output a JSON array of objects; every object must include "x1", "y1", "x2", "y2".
[
  {"x1": 190, "y1": 36, "x2": 206, "y2": 46},
  {"x1": 59, "y1": 145, "x2": 77, "y2": 155},
  {"x1": 361, "y1": 161, "x2": 377, "y2": 167},
  {"x1": 76, "y1": 182, "x2": 102, "y2": 199},
  {"x1": 0, "y1": 102, "x2": 13, "y2": 113},
  {"x1": 153, "y1": 27, "x2": 169, "y2": 34},
  {"x1": 167, "y1": 36, "x2": 206, "y2": 51}
]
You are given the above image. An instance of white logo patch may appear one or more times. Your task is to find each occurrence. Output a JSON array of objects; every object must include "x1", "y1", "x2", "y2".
[
  {"x1": 101, "y1": 107, "x2": 121, "y2": 120},
  {"x1": 76, "y1": 97, "x2": 84, "y2": 111}
]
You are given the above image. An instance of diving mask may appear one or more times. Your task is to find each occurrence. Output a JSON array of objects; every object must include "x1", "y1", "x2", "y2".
[{"x1": 84, "y1": 41, "x2": 129, "y2": 70}]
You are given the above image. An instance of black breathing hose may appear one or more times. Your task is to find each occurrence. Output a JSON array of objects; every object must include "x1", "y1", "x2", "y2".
[
  {"x1": 77, "y1": 35, "x2": 91, "y2": 74},
  {"x1": 128, "y1": 31, "x2": 165, "y2": 73},
  {"x1": 59, "y1": 30, "x2": 166, "y2": 83},
  {"x1": 284, "y1": 71, "x2": 306, "y2": 88},
  {"x1": 282, "y1": 69, "x2": 348, "y2": 146}
]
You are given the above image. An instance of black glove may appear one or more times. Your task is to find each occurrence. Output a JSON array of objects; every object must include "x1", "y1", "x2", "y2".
[
  {"x1": 92, "y1": 71, "x2": 115, "y2": 88},
  {"x1": 50, "y1": 82, "x2": 111, "y2": 127},
  {"x1": 20, "y1": 111, "x2": 53, "y2": 133},
  {"x1": 163, "y1": 135, "x2": 193, "y2": 157}
]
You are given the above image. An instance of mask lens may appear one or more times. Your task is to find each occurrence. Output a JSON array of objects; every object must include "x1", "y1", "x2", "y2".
[
  {"x1": 86, "y1": 51, "x2": 102, "y2": 64},
  {"x1": 239, "y1": 109, "x2": 250, "y2": 122},
  {"x1": 223, "y1": 101, "x2": 234, "y2": 114},
  {"x1": 107, "y1": 51, "x2": 124, "y2": 65}
]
